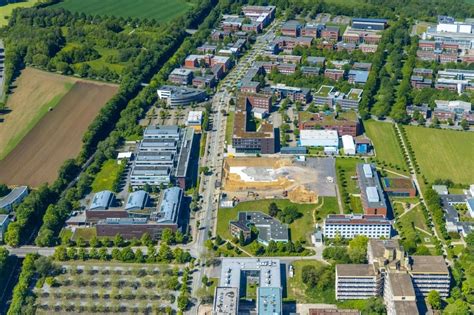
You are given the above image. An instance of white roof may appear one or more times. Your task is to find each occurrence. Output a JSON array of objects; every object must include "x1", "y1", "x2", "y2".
[
  {"x1": 300, "y1": 129, "x2": 338, "y2": 140},
  {"x1": 118, "y1": 152, "x2": 133, "y2": 159},
  {"x1": 366, "y1": 186, "x2": 379, "y2": 203},
  {"x1": 187, "y1": 111, "x2": 203, "y2": 122},
  {"x1": 341, "y1": 135, "x2": 355, "y2": 150}
]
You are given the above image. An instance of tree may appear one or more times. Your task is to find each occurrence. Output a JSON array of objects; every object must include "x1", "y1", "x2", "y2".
[
  {"x1": 161, "y1": 228, "x2": 175, "y2": 245},
  {"x1": 460, "y1": 119, "x2": 469, "y2": 130},
  {"x1": 121, "y1": 247, "x2": 135, "y2": 262},
  {"x1": 268, "y1": 202, "x2": 280, "y2": 217},
  {"x1": 140, "y1": 233, "x2": 152, "y2": 246},
  {"x1": 427, "y1": 290, "x2": 441, "y2": 310},
  {"x1": 202, "y1": 275, "x2": 209, "y2": 286},
  {"x1": 177, "y1": 293, "x2": 189, "y2": 311},
  {"x1": 444, "y1": 299, "x2": 469, "y2": 315},
  {"x1": 54, "y1": 246, "x2": 67, "y2": 261},
  {"x1": 362, "y1": 298, "x2": 386, "y2": 314},
  {"x1": 89, "y1": 236, "x2": 99, "y2": 248},
  {"x1": 348, "y1": 235, "x2": 369, "y2": 263},
  {"x1": 239, "y1": 231, "x2": 246, "y2": 246},
  {"x1": 113, "y1": 234, "x2": 124, "y2": 247},
  {"x1": 158, "y1": 243, "x2": 174, "y2": 262}
]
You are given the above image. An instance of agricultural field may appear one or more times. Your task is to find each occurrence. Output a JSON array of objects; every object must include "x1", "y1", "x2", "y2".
[
  {"x1": 53, "y1": 0, "x2": 195, "y2": 21},
  {"x1": 0, "y1": 0, "x2": 40, "y2": 26},
  {"x1": 364, "y1": 120, "x2": 407, "y2": 173},
  {"x1": 34, "y1": 262, "x2": 184, "y2": 314},
  {"x1": 0, "y1": 71, "x2": 118, "y2": 187},
  {"x1": 404, "y1": 126, "x2": 474, "y2": 184},
  {"x1": 217, "y1": 199, "x2": 318, "y2": 244},
  {"x1": 0, "y1": 68, "x2": 76, "y2": 160}
]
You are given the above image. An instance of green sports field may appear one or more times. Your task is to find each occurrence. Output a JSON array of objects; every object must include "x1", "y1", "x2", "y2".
[
  {"x1": 404, "y1": 126, "x2": 474, "y2": 184},
  {"x1": 53, "y1": 0, "x2": 194, "y2": 21}
]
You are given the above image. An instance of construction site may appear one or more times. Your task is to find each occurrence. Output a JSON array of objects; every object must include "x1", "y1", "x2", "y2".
[{"x1": 222, "y1": 157, "x2": 337, "y2": 203}]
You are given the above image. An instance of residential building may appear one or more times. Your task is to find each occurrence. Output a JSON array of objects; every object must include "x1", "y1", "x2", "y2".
[
  {"x1": 348, "y1": 70, "x2": 369, "y2": 85},
  {"x1": 0, "y1": 186, "x2": 28, "y2": 212},
  {"x1": 0, "y1": 215, "x2": 10, "y2": 243},
  {"x1": 213, "y1": 258, "x2": 282, "y2": 315},
  {"x1": 357, "y1": 164, "x2": 388, "y2": 217},
  {"x1": 406, "y1": 105, "x2": 431, "y2": 119},
  {"x1": 232, "y1": 95, "x2": 276, "y2": 154},
  {"x1": 360, "y1": 44, "x2": 378, "y2": 53},
  {"x1": 229, "y1": 211, "x2": 289, "y2": 245},
  {"x1": 336, "y1": 42, "x2": 356, "y2": 52},
  {"x1": 168, "y1": 68, "x2": 193, "y2": 85},
  {"x1": 281, "y1": 20, "x2": 302, "y2": 37},
  {"x1": 306, "y1": 56, "x2": 326, "y2": 66},
  {"x1": 321, "y1": 26, "x2": 340, "y2": 42},
  {"x1": 325, "y1": 69, "x2": 345, "y2": 81},
  {"x1": 301, "y1": 66, "x2": 321, "y2": 76},
  {"x1": 353, "y1": 62, "x2": 372, "y2": 71},
  {"x1": 192, "y1": 75, "x2": 216, "y2": 89},
  {"x1": 157, "y1": 85, "x2": 207, "y2": 107},
  {"x1": 382, "y1": 178, "x2": 417, "y2": 197},
  {"x1": 410, "y1": 75, "x2": 432, "y2": 89},
  {"x1": 323, "y1": 214, "x2": 392, "y2": 239}
]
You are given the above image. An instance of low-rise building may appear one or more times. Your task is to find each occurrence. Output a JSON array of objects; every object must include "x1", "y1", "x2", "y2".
[
  {"x1": 341, "y1": 135, "x2": 356, "y2": 155},
  {"x1": 325, "y1": 69, "x2": 345, "y2": 81},
  {"x1": 352, "y1": 18, "x2": 388, "y2": 31},
  {"x1": 382, "y1": 178, "x2": 417, "y2": 197},
  {"x1": 410, "y1": 75, "x2": 432, "y2": 89},
  {"x1": 229, "y1": 211, "x2": 289, "y2": 245},
  {"x1": 298, "y1": 111, "x2": 360, "y2": 137},
  {"x1": 323, "y1": 214, "x2": 392, "y2": 239},
  {"x1": 186, "y1": 111, "x2": 203, "y2": 131},
  {"x1": 321, "y1": 26, "x2": 340, "y2": 42},
  {"x1": 306, "y1": 56, "x2": 326, "y2": 66},
  {"x1": 0, "y1": 186, "x2": 28, "y2": 212},
  {"x1": 0, "y1": 215, "x2": 10, "y2": 243},
  {"x1": 157, "y1": 85, "x2": 207, "y2": 107},
  {"x1": 281, "y1": 20, "x2": 302, "y2": 37},
  {"x1": 348, "y1": 70, "x2": 369, "y2": 85},
  {"x1": 357, "y1": 164, "x2": 388, "y2": 217},
  {"x1": 168, "y1": 68, "x2": 193, "y2": 85},
  {"x1": 299, "y1": 130, "x2": 339, "y2": 150}
]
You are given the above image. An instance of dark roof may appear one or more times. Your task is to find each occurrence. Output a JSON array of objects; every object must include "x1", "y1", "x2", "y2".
[{"x1": 230, "y1": 211, "x2": 289, "y2": 243}]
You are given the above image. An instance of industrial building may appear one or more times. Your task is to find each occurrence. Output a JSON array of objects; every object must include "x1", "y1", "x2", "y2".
[
  {"x1": 341, "y1": 135, "x2": 356, "y2": 155},
  {"x1": 299, "y1": 130, "x2": 339, "y2": 152},
  {"x1": 323, "y1": 214, "x2": 392, "y2": 239},
  {"x1": 0, "y1": 186, "x2": 28, "y2": 212},
  {"x1": 356, "y1": 163, "x2": 388, "y2": 217},
  {"x1": 157, "y1": 85, "x2": 207, "y2": 107},
  {"x1": 213, "y1": 258, "x2": 282, "y2": 315},
  {"x1": 229, "y1": 211, "x2": 289, "y2": 245}
]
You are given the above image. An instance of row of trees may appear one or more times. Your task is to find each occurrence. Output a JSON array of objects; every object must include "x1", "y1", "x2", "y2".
[
  {"x1": 54, "y1": 244, "x2": 193, "y2": 265},
  {"x1": 424, "y1": 188, "x2": 450, "y2": 240}
]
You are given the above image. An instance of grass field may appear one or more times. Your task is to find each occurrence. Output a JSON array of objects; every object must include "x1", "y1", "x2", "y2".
[
  {"x1": 0, "y1": 68, "x2": 76, "y2": 160},
  {"x1": 225, "y1": 111, "x2": 234, "y2": 146},
  {"x1": 364, "y1": 120, "x2": 407, "y2": 173},
  {"x1": 0, "y1": 70, "x2": 118, "y2": 187},
  {"x1": 0, "y1": 0, "x2": 40, "y2": 26},
  {"x1": 53, "y1": 0, "x2": 194, "y2": 21},
  {"x1": 91, "y1": 160, "x2": 122, "y2": 192},
  {"x1": 404, "y1": 126, "x2": 474, "y2": 184},
  {"x1": 217, "y1": 199, "x2": 317, "y2": 243},
  {"x1": 314, "y1": 197, "x2": 339, "y2": 223},
  {"x1": 286, "y1": 260, "x2": 334, "y2": 303}
]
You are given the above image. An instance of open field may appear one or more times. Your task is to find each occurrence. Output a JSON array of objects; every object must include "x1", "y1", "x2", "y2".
[
  {"x1": 0, "y1": 0, "x2": 40, "y2": 26},
  {"x1": 0, "y1": 78, "x2": 118, "y2": 187},
  {"x1": 91, "y1": 160, "x2": 122, "y2": 192},
  {"x1": 53, "y1": 0, "x2": 195, "y2": 21},
  {"x1": 217, "y1": 199, "x2": 317, "y2": 243},
  {"x1": 335, "y1": 157, "x2": 364, "y2": 214},
  {"x1": 223, "y1": 157, "x2": 336, "y2": 203},
  {"x1": 404, "y1": 126, "x2": 474, "y2": 184},
  {"x1": 286, "y1": 260, "x2": 334, "y2": 303},
  {"x1": 364, "y1": 120, "x2": 407, "y2": 173},
  {"x1": 0, "y1": 68, "x2": 77, "y2": 160}
]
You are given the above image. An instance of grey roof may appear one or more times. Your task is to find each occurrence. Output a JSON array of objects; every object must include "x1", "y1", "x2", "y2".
[
  {"x1": 103, "y1": 217, "x2": 148, "y2": 225},
  {"x1": 0, "y1": 214, "x2": 9, "y2": 225},
  {"x1": 152, "y1": 187, "x2": 182, "y2": 224},
  {"x1": 131, "y1": 165, "x2": 170, "y2": 176},
  {"x1": 175, "y1": 128, "x2": 194, "y2": 178},
  {"x1": 432, "y1": 185, "x2": 449, "y2": 195},
  {"x1": 282, "y1": 20, "x2": 302, "y2": 30},
  {"x1": 230, "y1": 211, "x2": 289, "y2": 243},
  {"x1": 258, "y1": 287, "x2": 282, "y2": 315},
  {"x1": 357, "y1": 163, "x2": 388, "y2": 211},
  {"x1": 144, "y1": 125, "x2": 180, "y2": 138},
  {"x1": 89, "y1": 191, "x2": 114, "y2": 210},
  {"x1": 136, "y1": 151, "x2": 174, "y2": 162},
  {"x1": 348, "y1": 70, "x2": 369, "y2": 84},
  {"x1": 125, "y1": 190, "x2": 149, "y2": 211},
  {"x1": 336, "y1": 264, "x2": 377, "y2": 277},
  {"x1": 306, "y1": 56, "x2": 326, "y2": 64},
  {"x1": 0, "y1": 186, "x2": 28, "y2": 210}
]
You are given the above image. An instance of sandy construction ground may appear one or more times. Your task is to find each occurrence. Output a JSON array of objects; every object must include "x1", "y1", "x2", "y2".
[
  {"x1": 0, "y1": 68, "x2": 79, "y2": 159},
  {"x1": 0, "y1": 81, "x2": 118, "y2": 186},
  {"x1": 223, "y1": 157, "x2": 337, "y2": 203}
]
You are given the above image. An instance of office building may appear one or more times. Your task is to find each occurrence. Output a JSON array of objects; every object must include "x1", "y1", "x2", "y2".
[
  {"x1": 384, "y1": 272, "x2": 418, "y2": 315},
  {"x1": 229, "y1": 212, "x2": 289, "y2": 245},
  {"x1": 86, "y1": 191, "x2": 128, "y2": 223},
  {"x1": 157, "y1": 85, "x2": 207, "y2": 106},
  {"x1": 124, "y1": 190, "x2": 149, "y2": 212},
  {"x1": 336, "y1": 264, "x2": 382, "y2": 300},
  {"x1": 357, "y1": 164, "x2": 388, "y2": 217},
  {"x1": 382, "y1": 178, "x2": 417, "y2": 197},
  {"x1": 323, "y1": 214, "x2": 392, "y2": 239},
  {"x1": 299, "y1": 111, "x2": 360, "y2": 137},
  {"x1": 408, "y1": 256, "x2": 450, "y2": 298},
  {"x1": 213, "y1": 258, "x2": 282, "y2": 315},
  {"x1": 168, "y1": 68, "x2": 193, "y2": 85},
  {"x1": 0, "y1": 186, "x2": 28, "y2": 212},
  {"x1": 352, "y1": 18, "x2": 388, "y2": 31}
]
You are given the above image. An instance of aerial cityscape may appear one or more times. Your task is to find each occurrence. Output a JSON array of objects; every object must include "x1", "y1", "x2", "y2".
[{"x1": 0, "y1": 0, "x2": 473, "y2": 315}]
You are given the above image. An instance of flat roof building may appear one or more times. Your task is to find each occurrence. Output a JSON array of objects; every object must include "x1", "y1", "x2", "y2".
[
  {"x1": 382, "y1": 178, "x2": 417, "y2": 197},
  {"x1": 408, "y1": 255, "x2": 450, "y2": 298},
  {"x1": 336, "y1": 264, "x2": 382, "y2": 300},
  {"x1": 352, "y1": 18, "x2": 388, "y2": 31},
  {"x1": 323, "y1": 214, "x2": 392, "y2": 239},
  {"x1": 341, "y1": 135, "x2": 356, "y2": 155},
  {"x1": 0, "y1": 186, "x2": 28, "y2": 212},
  {"x1": 213, "y1": 258, "x2": 282, "y2": 315},
  {"x1": 230, "y1": 212, "x2": 288, "y2": 245},
  {"x1": 357, "y1": 163, "x2": 388, "y2": 217},
  {"x1": 299, "y1": 130, "x2": 339, "y2": 149},
  {"x1": 0, "y1": 214, "x2": 10, "y2": 243},
  {"x1": 157, "y1": 85, "x2": 207, "y2": 107}
]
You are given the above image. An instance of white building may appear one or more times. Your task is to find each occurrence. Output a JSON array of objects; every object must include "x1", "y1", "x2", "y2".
[
  {"x1": 434, "y1": 100, "x2": 472, "y2": 114},
  {"x1": 299, "y1": 130, "x2": 339, "y2": 149},
  {"x1": 323, "y1": 214, "x2": 392, "y2": 239},
  {"x1": 186, "y1": 111, "x2": 203, "y2": 127},
  {"x1": 341, "y1": 135, "x2": 356, "y2": 155}
]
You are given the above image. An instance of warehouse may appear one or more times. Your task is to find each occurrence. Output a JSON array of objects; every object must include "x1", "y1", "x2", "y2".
[
  {"x1": 299, "y1": 130, "x2": 339, "y2": 151},
  {"x1": 341, "y1": 135, "x2": 356, "y2": 155}
]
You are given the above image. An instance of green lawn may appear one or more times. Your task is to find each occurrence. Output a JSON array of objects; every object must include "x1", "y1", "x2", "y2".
[
  {"x1": 404, "y1": 126, "x2": 474, "y2": 184},
  {"x1": 217, "y1": 199, "x2": 317, "y2": 243},
  {"x1": 364, "y1": 120, "x2": 407, "y2": 172},
  {"x1": 314, "y1": 197, "x2": 339, "y2": 223},
  {"x1": 53, "y1": 0, "x2": 195, "y2": 21},
  {"x1": 0, "y1": 82, "x2": 74, "y2": 160},
  {"x1": 286, "y1": 260, "x2": 334, "y2": 303},
  {"x1": 225, "y1": 111, "x2": 234, "y2": 146},
  {"x1": 91, "y1": 159, "x2": 122, "y2": 192},
  {"x1": 71, "y1": 227, "x2": 97, "y2": 241},
  {"x1": 0, "y1": 0, "x2": 40, "y2": 26},
  {"x1": 335, "y1": 158, "x2": 364, "y2": 214}
]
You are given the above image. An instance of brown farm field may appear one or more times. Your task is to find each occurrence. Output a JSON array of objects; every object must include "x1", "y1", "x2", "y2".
[{"x1": 0, "y1": 71, "x2": 118, "y2": 186}]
